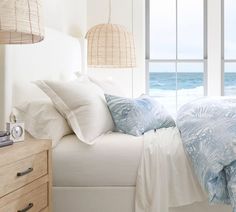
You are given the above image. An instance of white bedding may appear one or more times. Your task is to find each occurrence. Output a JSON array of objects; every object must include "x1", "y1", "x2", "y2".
[
  {"x1": 53, "y1": 127, "x2": 232, "y2": 212},
  {"x1": 135, "y1": 127, "x2": 231, "y2": 212},
  {"x1": 136, "y1": 127, "x2": 207, "y2": 212},
  {"x1": 53, "y1": 132, "x2": 143, "y2": 187}
]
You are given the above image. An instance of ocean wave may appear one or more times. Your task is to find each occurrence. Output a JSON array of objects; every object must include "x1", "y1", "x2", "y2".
[
  {"x1": 149, "y1": 86, "x2": 204, "y2": 116},
  {"x1": 149, "y1": 86, "x2": 204, "y2": 97},
  {"x1": 150, "y1": 86, "x2": 236, "y2": 116}
]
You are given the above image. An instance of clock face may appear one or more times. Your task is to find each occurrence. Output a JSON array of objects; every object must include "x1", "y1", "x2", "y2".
[{"x1": 11, "y1": 126, "x2": 23, "y2": 139}]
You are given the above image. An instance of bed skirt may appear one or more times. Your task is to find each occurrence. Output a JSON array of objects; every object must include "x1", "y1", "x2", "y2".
[{"x1": 53, "y1": 186, "x2": 232, "y2": 212}]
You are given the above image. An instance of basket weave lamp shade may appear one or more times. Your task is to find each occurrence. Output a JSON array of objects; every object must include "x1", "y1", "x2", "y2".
[
  {"x1": 0, "y1": 0, "x2": 44, "y2": 44},
  {"x1": 86, "y1": 24, "x2": 136, "y2": 68}
]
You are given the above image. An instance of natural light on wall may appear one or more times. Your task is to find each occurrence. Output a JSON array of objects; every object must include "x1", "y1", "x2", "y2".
[
  {"x1": 147, "y1": 0, "x2": 206, "y2": 114},
  {"x1": 224, "y1": 0, "x2": 236, "y2": 96}
]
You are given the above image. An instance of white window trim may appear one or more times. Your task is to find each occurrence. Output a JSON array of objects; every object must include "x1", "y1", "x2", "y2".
[
  {"x1": 222, "y1": 0, "x2": 236, "y2": 95},
  {"x1": 207, "y1": 0, "x2": 223, "y2": 96}
]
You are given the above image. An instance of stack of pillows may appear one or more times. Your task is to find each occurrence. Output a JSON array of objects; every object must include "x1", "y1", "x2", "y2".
[{"x1": 14, "y1": 75, "x2": 175, "y2": 146}]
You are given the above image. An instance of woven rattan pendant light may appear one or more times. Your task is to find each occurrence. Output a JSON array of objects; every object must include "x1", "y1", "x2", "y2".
[
  {"x1": 86, "y1": 0, "x2": 136, "y2": 68},
  {"x1": 0, "y1": 0, "x2": 44, "y2": 44}
]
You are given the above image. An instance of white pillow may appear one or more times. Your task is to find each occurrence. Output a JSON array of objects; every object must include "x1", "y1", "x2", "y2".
[
  {"x1": 75, "y1": 72, "x2": 126, "y2": 96},
  {"x1": 89, "y1": 76, "x2": 126, "y2": 97},
  {"x1": 14, "y1": 100, "x2": 72, "y2": 147},
  {"x1": 35, "y1": 79, "x2": 115, "y2": 145}
]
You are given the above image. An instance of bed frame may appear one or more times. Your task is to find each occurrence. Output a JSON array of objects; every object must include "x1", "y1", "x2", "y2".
[{"x1": 0, "y1": 28, "x2": 231, "y2": 212}]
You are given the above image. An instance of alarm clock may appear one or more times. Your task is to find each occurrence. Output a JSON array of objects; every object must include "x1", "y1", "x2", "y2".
[{"x1": 6, "y1": 122, "x2": 25, "y2": 142}]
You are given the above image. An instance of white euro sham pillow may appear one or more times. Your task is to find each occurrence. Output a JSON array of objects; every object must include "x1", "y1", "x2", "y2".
[
  {"x1": 35, "y1": 79, "x2": 115, "y2": 145},
  {"x1": 14, "y1": 100, "x2": 72, "y2": 147},
  {"x1": 89, "y1": 76, "x2": 126, "y2": 97},
  {"x1": 75, "y1": 72, "x2": 126, "y2": 96}
]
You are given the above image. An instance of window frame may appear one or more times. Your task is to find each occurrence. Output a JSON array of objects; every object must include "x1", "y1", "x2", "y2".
[
  {"x1": 222, "y1": 0, "x2": 236, "y2": 95},
  {"x1": 145, "y1": 0, "x2": 208, "y2": 107}
]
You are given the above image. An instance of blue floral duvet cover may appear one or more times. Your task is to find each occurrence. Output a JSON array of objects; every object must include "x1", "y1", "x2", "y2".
[{"x1": 177, "y1": 97, "x2": 236, "y2": 211}]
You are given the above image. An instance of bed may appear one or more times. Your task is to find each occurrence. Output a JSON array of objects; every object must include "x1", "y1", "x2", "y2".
[
  {"x1": 53, "y1": 133, "x2": 231, "y2": 212},
  {"x1": 1, "y1": 28, "x2": 231, "y2": 212}
]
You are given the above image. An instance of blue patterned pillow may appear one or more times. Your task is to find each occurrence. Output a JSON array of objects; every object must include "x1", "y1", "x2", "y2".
[{"x1": 105, "y1": 94, "x2": 175, "y2": 136}]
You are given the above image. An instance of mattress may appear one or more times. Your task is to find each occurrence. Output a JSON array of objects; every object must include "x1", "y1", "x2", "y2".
[{"x1": 52, "y1": 132, "x2": 143, "y2": 187}]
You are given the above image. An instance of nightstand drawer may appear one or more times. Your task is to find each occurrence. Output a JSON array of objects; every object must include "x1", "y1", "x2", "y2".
[
  {"x1": 0, "y1": 183, "x2": 48, "y2": 212},
  {"x1": 0, "y1": 151, "x2": 48, "y2": 197}
]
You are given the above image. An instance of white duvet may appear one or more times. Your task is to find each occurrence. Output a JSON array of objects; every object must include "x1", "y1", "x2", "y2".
[{"x1": 135, "y1": 127, "x2": 206, "y2": 212}]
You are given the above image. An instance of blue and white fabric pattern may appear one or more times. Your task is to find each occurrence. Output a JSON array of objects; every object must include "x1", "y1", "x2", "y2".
[
  {"x1": 105, "y1": 94, "x2": 175, "y2": 136},
  {"x1": 177, "y1": 97, "x2": 236, "y2": 212}
]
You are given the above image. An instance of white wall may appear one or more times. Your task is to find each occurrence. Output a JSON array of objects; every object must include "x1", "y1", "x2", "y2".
[
  {"x1": 43, "y1": 0, "x2": 86, "y2": 36},
  {"x1": 43, "y1": 0, "x2": 87, "y2": 72},
  {"x1": 87, "y1": 0, "x2": 145, "y2": 97}
]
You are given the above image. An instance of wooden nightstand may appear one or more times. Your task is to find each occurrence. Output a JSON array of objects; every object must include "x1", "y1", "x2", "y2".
[{"x1": 0, "y1": 135, "x2": 52, "y2": 212}]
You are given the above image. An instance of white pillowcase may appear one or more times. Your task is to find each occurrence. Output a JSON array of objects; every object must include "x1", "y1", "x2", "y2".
[
  {"x1": 89, "y1": 76, "x2": 126, "y2": 97},
  {"x1": 14, "y1": 100, "x2": 72, "y2": 147},
  {"x1": 75, "y1": 72, "x2": 126, "y2": 96},
  {"x1": 35, "y1": 79, "x2": 115, "y2": 145}
]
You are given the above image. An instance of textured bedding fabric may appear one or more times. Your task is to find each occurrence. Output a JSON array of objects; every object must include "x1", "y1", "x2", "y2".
[
  {"x1": 53, "y1": 133, "x2": 143, "y2": 187},
  {"x1": 105, "y1": 94, "x2": 175, "y2": 136},
  {"x1": 177, "y1": 97, "x2": 236, "y2": 211}
]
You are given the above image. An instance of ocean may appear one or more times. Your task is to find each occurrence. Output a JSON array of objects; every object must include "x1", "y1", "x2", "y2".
[
  {"x1": 150, "y1": 72, "x2": 236, "y2": 93},
  {"x1": 149, "y1": 72, "x2": 236, "y2": 114},
  {"x1": 150, "y1": 72, "x2": 203, "y2": 91}
]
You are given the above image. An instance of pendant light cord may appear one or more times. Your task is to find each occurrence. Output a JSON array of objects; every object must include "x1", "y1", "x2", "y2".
[{"x1": 108, "y1": 0, "x2": 111, "y2": 23}]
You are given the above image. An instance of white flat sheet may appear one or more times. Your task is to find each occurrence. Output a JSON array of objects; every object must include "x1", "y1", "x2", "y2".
[
  {"x1": 53, "y1": 132, "x2": 143, "y2": 187},
  {"x1": 136, "y1": 127, "x2": 207, "y2": 212}
]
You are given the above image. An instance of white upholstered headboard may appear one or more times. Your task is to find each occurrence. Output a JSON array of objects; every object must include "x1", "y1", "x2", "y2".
[{"x1": 0, "y1": 28, "x2": 82, "y2": 129}]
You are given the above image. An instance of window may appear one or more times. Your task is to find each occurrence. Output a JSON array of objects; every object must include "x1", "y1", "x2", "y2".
[
  {"x1": 224, "y1": 0, "x2": 236, "y2": 96},
  {"x1": 146, "y1": 0, "x2": 207, "y2": 114}
]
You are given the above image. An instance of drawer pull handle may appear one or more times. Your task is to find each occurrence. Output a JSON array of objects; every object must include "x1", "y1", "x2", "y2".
[
  {"x1": 17, "y1": 168, "x2": 33, "y2": 177},
  {"x1": 17, "y1": 203, "x2": 34, "y2": 212}
]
